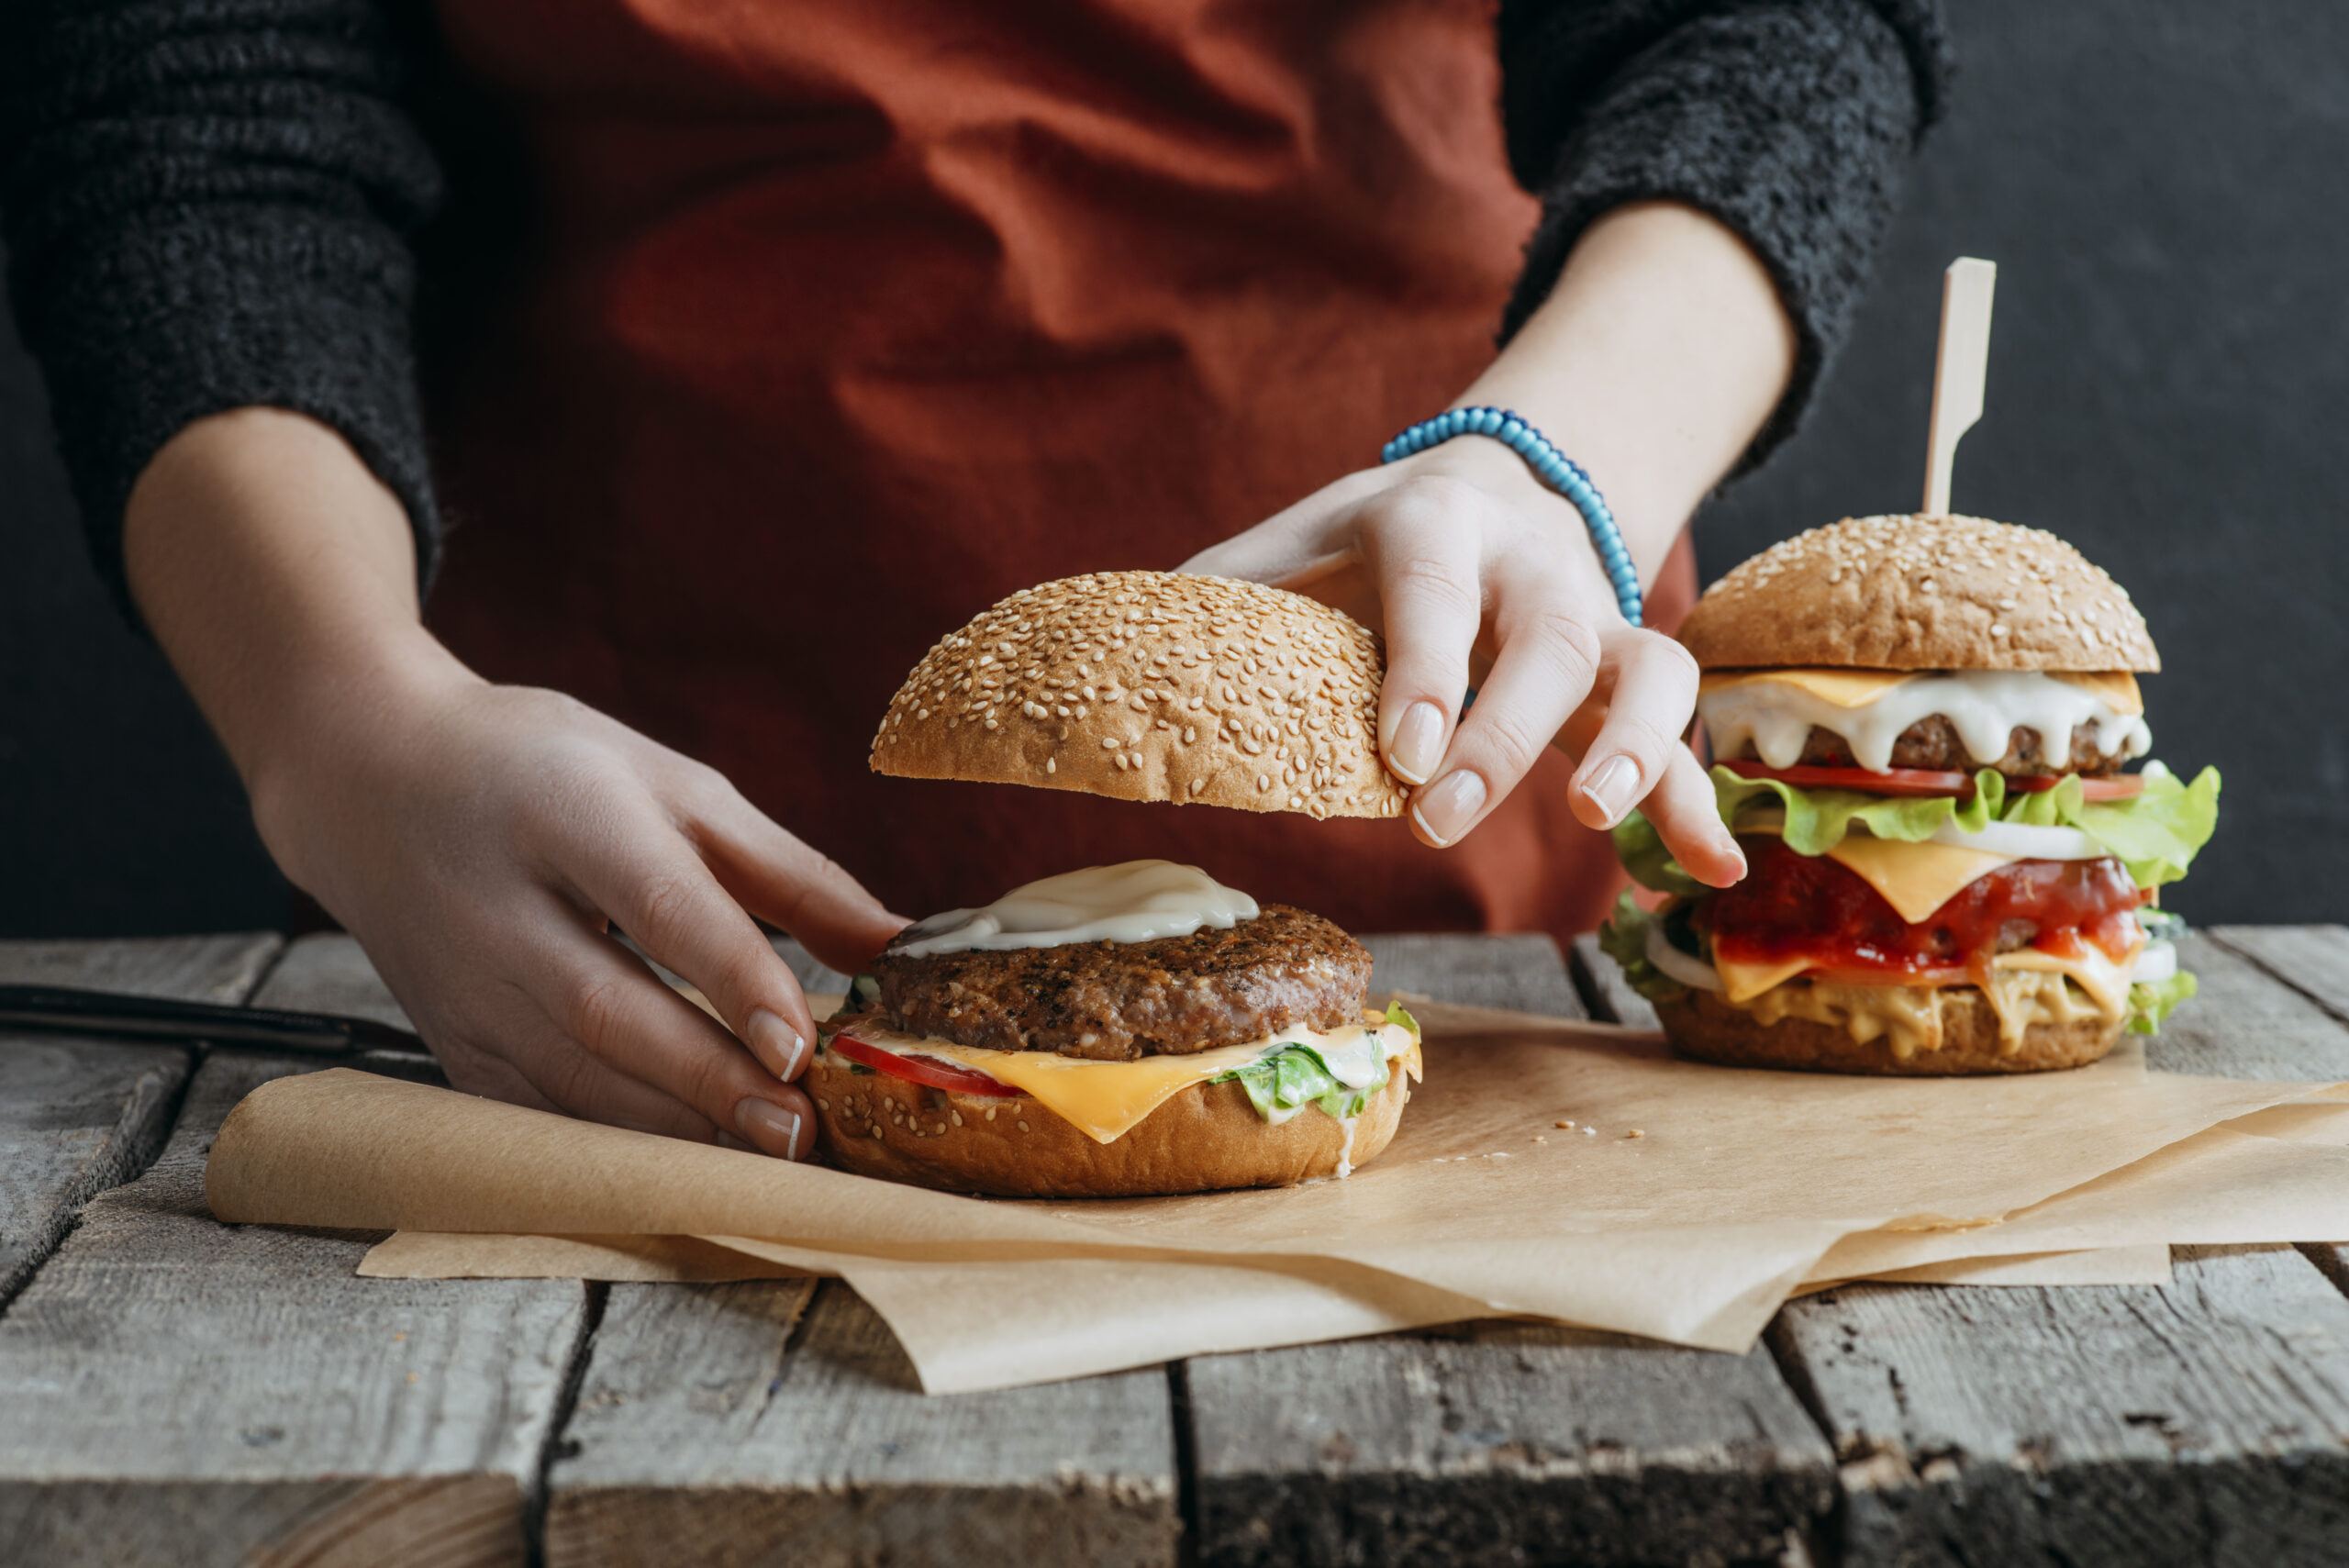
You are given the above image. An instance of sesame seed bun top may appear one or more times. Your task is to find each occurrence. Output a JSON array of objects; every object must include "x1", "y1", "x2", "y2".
[
  {"x1": 1676, "y1": 514, "x2": 2160, "y2": 673},
  {"x1": 871, "y1": 571, "x2": 1408, "y2": 820}
]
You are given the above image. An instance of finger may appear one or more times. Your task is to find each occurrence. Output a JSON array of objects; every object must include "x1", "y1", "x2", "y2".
[
  {"x1": 691, "y1": 785, "x2": 909, "y2": 980},
  {"x1": 1565, "y1": 630, "x2": 1702, "y2": 831},
  {"x1": 564, "y1": 796, "x2": 828, "y2": 1084},
  {"x1": 1355, "y1": 480, "x2": 1488, "y2": 788},
  {"x1": 1406, "y1": 570, "x2": 1601, "y2": 848},
  {"x1": 529, "y1": 913, "x2": 820, "y2": 1158},
  {"x1": 1635, "y1": 746, "x2": 1748, "y2": 888}
]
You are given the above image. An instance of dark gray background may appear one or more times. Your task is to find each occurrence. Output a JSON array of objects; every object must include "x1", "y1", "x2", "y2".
[{"x1": 3, "y1": 0, "x2": 2342, "y2": 937}]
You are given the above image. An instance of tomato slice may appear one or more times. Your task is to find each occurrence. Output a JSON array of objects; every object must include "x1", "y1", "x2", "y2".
[
  {"x1": 1719, "y1": 759, "x2": 1971, "y2": 797},
  {"x1": 2006, "y1": 773, "x2": 2146, "y2": 800},
  {"x1": 827, "y1": 1031, "x2": 1023, "y2": 1096}
]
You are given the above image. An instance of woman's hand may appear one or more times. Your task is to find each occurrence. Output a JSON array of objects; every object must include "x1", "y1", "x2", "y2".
[
  {"x1": 1184, "y1": 437, "x2": 1745, "y2": 885},
  {"x1": 126, "y1": 408, "x2": 905, "y2": 1156},
  {"x1": 1188, "y1": 201, "x2": 1798, "y2": 886},
  {"x1": 250, "y1": 664, "x2": 907, "y2": 1154}
]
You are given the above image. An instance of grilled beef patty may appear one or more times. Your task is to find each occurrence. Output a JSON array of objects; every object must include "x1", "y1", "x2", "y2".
[
  {"x1": 1743, "y1": 716, "x2": 2127, "y2": 777},
  {"x1": 868, "y1": 904, "x2": 1372, "y2": 1060}
]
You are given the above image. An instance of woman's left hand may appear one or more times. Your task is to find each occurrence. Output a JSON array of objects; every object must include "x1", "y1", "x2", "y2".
[{"x1": 1182, "y1": 435, "x2": 1746, "y2": 887}]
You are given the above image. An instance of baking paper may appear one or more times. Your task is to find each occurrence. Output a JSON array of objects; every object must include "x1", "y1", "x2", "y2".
[{"x1": 206, "y1": 1006, "x2": 2334, "y2": 1389}]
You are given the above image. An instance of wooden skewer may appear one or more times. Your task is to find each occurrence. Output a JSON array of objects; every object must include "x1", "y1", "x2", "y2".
[{"x1": 1921, "y1": 257, "x2": 1997, "y2": 517}]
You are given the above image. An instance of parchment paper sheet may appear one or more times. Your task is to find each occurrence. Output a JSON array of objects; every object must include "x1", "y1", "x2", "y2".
[{"x1": 206, "y1": 1011, "x2": 2335, "y2": 1390}]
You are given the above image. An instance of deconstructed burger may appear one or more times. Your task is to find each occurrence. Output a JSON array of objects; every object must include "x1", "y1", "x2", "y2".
[
  {"x1": 1603, "y1": 514, "x2": 2220, "y2": 1074},
  {"x1": 835, "y1": 571, "x2": 1423, "y2": 1196},
  {"x1": 807, "y1": 861, "x2": 1419, "y2": 1196}
]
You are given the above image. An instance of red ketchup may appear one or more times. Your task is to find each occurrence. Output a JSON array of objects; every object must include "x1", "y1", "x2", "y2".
[{"x1": 1702, "y1": 837, "x2": 2148, "y2": 986}]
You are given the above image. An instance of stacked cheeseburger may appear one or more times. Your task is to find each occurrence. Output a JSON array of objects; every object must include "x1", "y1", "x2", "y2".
[{"x1": 1605, "y1": 514, "x2": 2220, "y2": 1074}]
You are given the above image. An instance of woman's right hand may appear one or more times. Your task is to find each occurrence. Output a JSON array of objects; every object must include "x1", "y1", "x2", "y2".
[
  {"x1": 252, "y1": 665, "x2": 907, "y2": 1156},
  {"x1": 126, "y1": 408, "x2": 906, "y2": 1157}
]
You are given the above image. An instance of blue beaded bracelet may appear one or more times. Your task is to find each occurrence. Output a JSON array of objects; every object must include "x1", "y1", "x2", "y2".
[{"x1": 1380, "y1": 406, "x2": 1642, "y2": 627}]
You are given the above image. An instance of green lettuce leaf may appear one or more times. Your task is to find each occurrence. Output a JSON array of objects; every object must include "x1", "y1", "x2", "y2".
[
  {"x1": 1611, "y1": 812, "x2": 1705, "y2": 896},
  {"x1": 1596, "y1": 891, "x2": 1688, "y2": 1004},
  {"x1": 2068, "y1": 764, "x2": 2221, "y2": 888},
  {"x1": 1694, "y1": 761, "x2": 2220, "y2": 890},
  {"x1": 1219, "y1": 1015, "x2": 1412, "y2": 1125},
  {"x1": 2126, "y1": 969, "x2": 2199, "y2": 1034},
  {"x1": 1709, "y1": 767, "x2": 1999, "y2": 854}
]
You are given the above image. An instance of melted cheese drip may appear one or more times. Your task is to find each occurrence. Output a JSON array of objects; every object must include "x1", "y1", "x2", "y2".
[
  {"x1": 828, "y1": 1016, "x2": 1419, "y2": 1144},
  {"x1": 1720, "y1": 943, "x2": 2139, "y2": 1058},
  {"x1": 891, "y1": 860, "x2": 1259, "y2": 956},
  {"x1": 1697, "y1": 669, "x2": 2150, "y2": 772}
]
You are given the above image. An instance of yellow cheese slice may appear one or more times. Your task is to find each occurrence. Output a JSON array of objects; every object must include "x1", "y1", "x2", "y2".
[
  {"x1": 1698, "y1": 668, "x2": 1915, "y2": 707},
  {"x1": 2051, "y1": 671, "x2": 2143, "y2": 714},
  {"x1": 1824, "y1": 835, "x2": 2019, "y2": 924},
  {"x1": 1713, "y1": 954, "x2": 1820, "y2": 1005},
  {"x1": 829, "y1": 1020, "x2": 1415, "y2": 1145},
  {"x1": 1993, "y1": 941, "x2": 2141, "y2": 1019}
]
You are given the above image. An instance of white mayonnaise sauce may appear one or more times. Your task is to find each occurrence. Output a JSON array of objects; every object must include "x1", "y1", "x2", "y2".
[
  {"x1": 1699, "y1": 671, "x2": 2152, "y2": 773},
  {"x1": 890, "y1": 860, "x2": 1261, "y2": 956}
]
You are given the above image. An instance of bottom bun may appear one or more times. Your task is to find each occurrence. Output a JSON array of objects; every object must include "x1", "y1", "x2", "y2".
[
  {"x1": 1657, "y1": 984, "x2": 2124, "y2": 1076},
  {"x1": 805, "y1": 1051, "x2": 1412, "y2": 1197}
]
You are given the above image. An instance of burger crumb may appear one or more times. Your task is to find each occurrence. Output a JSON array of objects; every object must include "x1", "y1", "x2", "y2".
[
  {"x1": 1532, "y1": 1135, "x2": 1547, "y2": 1144},
  {"x1": 1583, "y1": 1127, "x2": 1598, "y2": 1137},
  {"x1": 1627, "y1": 1129, "x2": 1645, "y2": 1140},
  {"x1": 1554, "y1": 1119, "x2": 1575, "y2": 1129}
]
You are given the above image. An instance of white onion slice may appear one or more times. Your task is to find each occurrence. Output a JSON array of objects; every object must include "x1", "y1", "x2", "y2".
[
  {"x1": 2130, "y1": 940, "x2": 2176, "y2": 985},
  {"x1": 1929, "y1": 818, "x2": 2107, "y2": 860},
  {"x1": 1645, "y1": 920, "x2": 1723, "y2": 992}
]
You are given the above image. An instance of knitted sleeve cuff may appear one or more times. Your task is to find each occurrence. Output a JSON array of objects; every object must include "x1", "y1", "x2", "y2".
[
  {"x1": 1499, "y1": 0, "x2": 1953, "y2": 473},
  {"x1": 0, "y1": 0, "x2": 444, "y2": 628},
  {"x1": 17, "y1": 202, "x2": 440, "y2": 622}
]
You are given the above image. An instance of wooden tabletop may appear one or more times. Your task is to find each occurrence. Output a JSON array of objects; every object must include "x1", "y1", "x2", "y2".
[{"x1": 1, "y1": 925, "x2": 2345, "y2": 1567}]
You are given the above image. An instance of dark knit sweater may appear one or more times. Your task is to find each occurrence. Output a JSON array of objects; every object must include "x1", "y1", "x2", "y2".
[{"x1": 0, "y1": 0, "x2": 1948, "y2": 617}]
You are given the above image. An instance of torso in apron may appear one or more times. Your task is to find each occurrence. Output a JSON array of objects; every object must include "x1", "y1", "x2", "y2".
[{"x1": 425, "y1": 0, "x2": 1698, "y2": 940}]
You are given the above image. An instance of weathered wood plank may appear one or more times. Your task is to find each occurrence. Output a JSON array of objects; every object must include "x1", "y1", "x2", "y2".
[
  {"x1": 545, "y1": 1280, "x2": 1180, "y2": 1568},
  {"x1": 251, "y1": 930, "x2": 413, "y2": 1029},
  {"x1": 1361, "y1": 931, "x2": 1586, "y2": 1018},
  {"x1": 0, "y1": 932, "x2": 283, "y2": 1306},
  {"x1": 250, "y1": 931, "x2": 445, "y2": 1083},
  {"x1": 0, "y1": 1051, "x2": 588, "y2": 1567},
  {"x1": 2143, "y1": 932, "x2": 2349, "y2": 1082},
  {"x1": 2210, "y1": 924, "x2": 2349, "y2": 1028},
  {"x1": 1771, "y1": 1245, "x2": 2349, "y2": 1568},
  {"x1": 0, "y1": 931, "x2": 283, "y2": 1002},
  {"x1": 1183, "y1": 929, "x2": 1831, "y2": 1566},
  {"x1": 1571, "y1": 931, "x2": 1663, "y2": 1031},
  {"x1": 1186, "y1": 1318, "x2": 1833, "y2": 1567}
]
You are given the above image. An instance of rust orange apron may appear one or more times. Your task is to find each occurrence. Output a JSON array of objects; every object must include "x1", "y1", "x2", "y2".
[{"x1": 425, "y1": 0, "x2": 1698, "y2": 942}]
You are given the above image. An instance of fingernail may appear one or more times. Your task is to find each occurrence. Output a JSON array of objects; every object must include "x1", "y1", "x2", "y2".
[
  {"x1": 735, "y1": 1098, "x2": 806, "y2": 1160},
  {"x1": 1578, "y1": 754, "x2": 1642, "y2": 828},
  {"x1": 746, "y1": 1007, "x2": 807, "y2": 1080},
  {"x1": 1409, "y1": 770, "x2": 1487, "y2": 847},
  {"x1": 1386, "y1": 701, "x2": 1448, "y2": 786}
]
